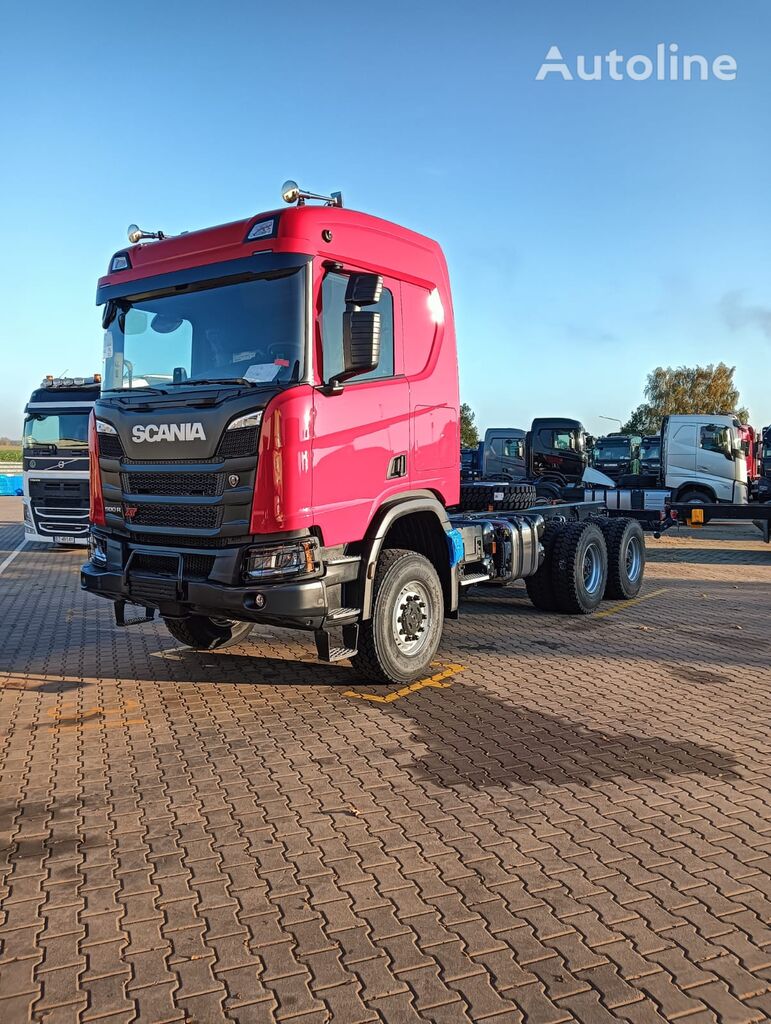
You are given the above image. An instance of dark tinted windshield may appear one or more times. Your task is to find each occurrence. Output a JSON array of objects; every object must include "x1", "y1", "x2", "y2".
[
  {"x1": 641, "y1": 438, "x2": 661, "y2": 457},
  {"x1": 594, "y1": 440, "x2": 630, "y2": 460},
  {"x1": 102, "y1": 269, "x2": 305, "y2": 390},
  {"x1": 23, "y1": 412, "x2": 90, "y2": 452}
]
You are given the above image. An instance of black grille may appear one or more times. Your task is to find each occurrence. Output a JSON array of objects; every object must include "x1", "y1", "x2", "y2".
[
  {"x1": 184, "y1": 554, "x2": 216, "y2": 579},
  {"x1": 122, "y1": 471, "x2": 224, "y2": 497},
  {"x1": 132, "y1": 532, "x2": 244, "y2": 549},
  {"x1": 99, "y1": 434, "x2": 124, "y2": 459},
  {"x1": 127, "y1": 576, "x2": 178, "y2": 604},
  {"x1": 216, "y1": 426, "x2": 259, "y2": 459},
  {"x1": 131, "y1": 504, "x2": 222, "y2": 529},
  {"x1": 128, "y1": 552, "x2": 215, "y2": 579},
  {"x1": 130, "y1": 553, "x2": 179, "y2": 576}
]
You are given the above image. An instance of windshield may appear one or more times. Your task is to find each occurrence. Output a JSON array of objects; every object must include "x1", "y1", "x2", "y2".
[
  {"x1": 594, "y1": 440, "x2": 630, "y2": 460},
  {"x1": 23, "y1": 412, "x2": 90, "y2": 452},
  {"x1": 102, "y1": 269, "x2": 305, "y2": 390},
  {"x1": 641, "y1": 438, "x2": 660, "y2": 457}
]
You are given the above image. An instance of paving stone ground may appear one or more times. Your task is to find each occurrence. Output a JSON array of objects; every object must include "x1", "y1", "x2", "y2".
[{"x1": 1, "y1": 494, "x2": 770, "y2": 1023}]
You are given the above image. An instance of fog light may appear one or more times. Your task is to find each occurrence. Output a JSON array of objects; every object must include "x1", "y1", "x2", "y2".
[
  {"x1": 243, "y1": 539, "x2": 318, "y2": 581},
  {"x1": 89, "y1": 535, "x2": 107, "y2": 566}
]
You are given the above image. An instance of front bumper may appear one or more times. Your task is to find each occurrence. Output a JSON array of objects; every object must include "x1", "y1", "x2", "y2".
[{"x1": 81, "y1": 560, "x2": 332, "y2": 630}]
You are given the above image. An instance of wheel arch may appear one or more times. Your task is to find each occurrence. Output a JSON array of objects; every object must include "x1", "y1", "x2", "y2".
[
  {"x1": 675, "y1": 483, "x2": 717, "y2": 503},
  {"x1": 357, "y1": 493, "x2": 457, "y2": 621}
]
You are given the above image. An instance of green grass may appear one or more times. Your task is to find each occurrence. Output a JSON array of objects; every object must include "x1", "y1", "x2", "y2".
[{"x1": 0, "y1": 449, "x2": 22, "y2": 462}]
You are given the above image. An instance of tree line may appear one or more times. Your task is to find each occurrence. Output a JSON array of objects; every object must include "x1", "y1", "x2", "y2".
[{"x1": 461, "y1": 362, "x2": 750, "y2": 446}]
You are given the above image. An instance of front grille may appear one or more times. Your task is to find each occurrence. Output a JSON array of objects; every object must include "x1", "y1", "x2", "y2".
[
  {"x1": 127, "y1": 575, "x2": 179, "y2": 604},
  {"x1": 31, "y1": 504, "x2": 90, "y2": 536},
  {"x1": 102, "y1": 425, "x2": 258, "y2": 465},
  {"x1": 131, "y1": 553, "x2": 179, "y2": 576},
  {"x1": 128, "y1": 552, "x2": 215, "y2": 579},
  {"x1": 122, "y1": 471, "x2": 224, "y2": 497},
  {"x1": 131, "y1": 504, "x2": 222, "y2": 530},
  {"x1": 99, "y1": 434, "x2": 124, "y2": 459},
  {"x1": 184, "y1": 554, "x2": 216, "y2": 579},
  {"x1": 132, "y1": 532, "x2": 243, "y2": 549},
  {"x1": 217, "y1": 426, "x2": 259, "y2": 459}
]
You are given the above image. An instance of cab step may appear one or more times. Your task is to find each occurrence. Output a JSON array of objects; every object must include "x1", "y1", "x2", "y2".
[
  {"x1": 315, "y1": 624, "x2": 359, "y2": 663},
  {"x1": 114, "y1": 600, "x2": 155, "y2": 627},
  {"x1": 460, "y1": 571, "x2": 492, "y2": 587},
  {"x1": 326, "y1": 606, "x2": 361, "y2": 625}
]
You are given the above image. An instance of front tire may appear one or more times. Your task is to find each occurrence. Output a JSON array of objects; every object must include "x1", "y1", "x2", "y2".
[
  {"x1": 678, "y1": 489, "x2": 712, "y2": 504},
  {"x1": 352, "y1": 549, "x2": 444, "y2": 685},
  {"x1": 163, "y1": 615, "x2": 254, "y2": 650}
]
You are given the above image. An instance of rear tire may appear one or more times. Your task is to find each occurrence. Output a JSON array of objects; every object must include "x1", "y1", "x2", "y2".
[
  {"x1": 163, "y1": 615, "x2": 254, "y2": 650},
  {"x1": 352, "y1": 549, "x2": 444, "y2": 685},
  {"x1": 459, "y1": 481, "x2": 537, "y2": 512},
  {"x1": 525, "y1": 520, "x2": 563, "y2": 611},
  {"x1": 595, "y1": 517, "x2": 645, "y2": 599},
  {"x1": 552, "y1": 521, "x2": 608, "y2": 614}
]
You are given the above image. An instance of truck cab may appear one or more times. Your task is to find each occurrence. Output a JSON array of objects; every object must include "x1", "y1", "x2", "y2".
[
  {"x1": 592, "y1": 434, "x2": 641, "y2": 481},
  {"x1": 481, "y1": 428, "x2": 526, "y2": 479},
  {"x1": 639, "y1": 434, "x2": 661, "y2": 477},
  {"x1": 527, "y1": 418, "x2": 589, "y2": 486},
  {"x1": 662, "y1": 414, "x2": 748, "y2": 504},
  {"x1": 23, "y1": 376, "x2": 99, "y2": 544}
]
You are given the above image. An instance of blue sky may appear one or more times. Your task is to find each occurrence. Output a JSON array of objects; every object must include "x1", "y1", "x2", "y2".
[{"x1": 1, "y1": 0, "x2": 769, "y2": 439}]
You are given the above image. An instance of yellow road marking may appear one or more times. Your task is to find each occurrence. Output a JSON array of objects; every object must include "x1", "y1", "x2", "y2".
[
  {"x1": 591, "y1": 587, "x2": 669, "y2": 620},
  {"x1": 345, "y1": 663, "x2": 464, "y2": 703}
]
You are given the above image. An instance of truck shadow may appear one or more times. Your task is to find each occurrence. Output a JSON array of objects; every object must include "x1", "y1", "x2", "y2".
[{"x1": 377, "y1": 680, "x2": 740, "y2": 792}]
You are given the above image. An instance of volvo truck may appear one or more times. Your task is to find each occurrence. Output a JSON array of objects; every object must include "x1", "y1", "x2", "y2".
[
  {"x1": 81, "y1": 181, "x2": 646, "y2": 683},
  {"x1": 23, "y1": 376, "x2": 100, "y2": 544}
]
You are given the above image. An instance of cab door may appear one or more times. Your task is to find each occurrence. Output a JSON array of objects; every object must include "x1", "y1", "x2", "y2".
[{"x1": 310, "y1": 267, "x2": 410, "y2": 547}]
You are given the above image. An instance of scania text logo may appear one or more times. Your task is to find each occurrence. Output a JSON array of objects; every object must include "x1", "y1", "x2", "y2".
[{"x1": 132, "y1": 423, "x2": 206, "y2": 443}]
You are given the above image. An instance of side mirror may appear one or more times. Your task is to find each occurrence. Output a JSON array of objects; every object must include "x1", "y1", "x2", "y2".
[
  {"x1": 101, "y1": 300, "x2": 117, "y2": 330},
  {"x1": 328, "y1": 273, "x2": 383, "y2": 390}
]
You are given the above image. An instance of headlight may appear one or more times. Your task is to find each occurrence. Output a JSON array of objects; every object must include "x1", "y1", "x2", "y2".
[
  {"x1": 243, "y1": 539, "x2": 318, "y2": 581},
  {"x1": 96, "y1": 420, "x2": 117, "y2": 435},
  {"x1": 227, "y1": 411, "x2": 263, "y2": 431},
  {"x1": 89, "y1": 534, "x2": 108, "y2": 566}
]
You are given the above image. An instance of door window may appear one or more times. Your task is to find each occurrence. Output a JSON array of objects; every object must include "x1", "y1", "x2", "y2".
[
  {"x1": 321, "y1": 272, "x2": 394, "y2": 383},
  {"x1": 699, "y1": 424, "x2": 729, "y2": 454}
]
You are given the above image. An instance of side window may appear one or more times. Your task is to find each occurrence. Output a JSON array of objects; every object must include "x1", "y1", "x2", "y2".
[
  {"x1": 553, "y1": 430, "x2": 573, "y2": 450},
  {"x1": 700, "y1": 424, "x2": 728, "y2": 454},
  {"x1": 320, "y1": 272, "x2": 394, "y2": 383}
]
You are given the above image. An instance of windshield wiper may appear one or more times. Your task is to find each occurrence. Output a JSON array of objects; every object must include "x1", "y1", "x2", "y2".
[{"x1": 171, "y1": 377, "x2": 258, "y2": 387}]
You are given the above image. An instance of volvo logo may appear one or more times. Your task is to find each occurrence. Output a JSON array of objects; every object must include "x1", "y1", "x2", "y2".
[{"x1": 132, "y1": 423, "x2": 206, "y2": 443}]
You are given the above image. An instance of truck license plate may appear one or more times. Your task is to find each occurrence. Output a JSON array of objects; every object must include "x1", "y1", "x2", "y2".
[{"x1": 55, "y1": 535, "x2": 76, "y2": 544}]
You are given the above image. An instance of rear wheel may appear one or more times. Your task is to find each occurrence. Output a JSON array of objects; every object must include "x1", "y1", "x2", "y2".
[
  {"x1": 352, "y1": 549, "x2": 444, "y2": 684},
  {"x1": 163, "y1": 615, "x2": 254, "y2": 650},
  {"x1": 552, "y1": 521, "x2": 608, "y2": 614},
  {"x1": 525, "y1": 520, "x2": 563, "y2": 611},
  {"x1": 596, "y1": 517, "x2": 645, "y2": 599}
]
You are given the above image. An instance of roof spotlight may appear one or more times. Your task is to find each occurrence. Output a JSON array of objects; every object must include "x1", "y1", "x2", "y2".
[
  {"x1": 127, "y1": 224, "x2": 166, "y2": 244},
  {"x1": 281, "y1": 180, "x2": 343, "y2": 208}
]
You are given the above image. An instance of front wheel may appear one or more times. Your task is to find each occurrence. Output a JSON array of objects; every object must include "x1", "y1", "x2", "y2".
[
  {"x1": 352, "y1": 549, "x2": 444, "y2": 684},
  {"x1": 163, "y1": 615, "x2": 254, "y2": 650}
]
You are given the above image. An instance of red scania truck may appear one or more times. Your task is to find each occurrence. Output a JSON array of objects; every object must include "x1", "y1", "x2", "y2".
[{"x1": 81, "y1": 181, "x2": 646, "y2": 683}]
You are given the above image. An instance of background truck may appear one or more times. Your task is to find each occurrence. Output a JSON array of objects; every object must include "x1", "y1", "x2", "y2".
[
  {"x1": 591, "y1": 433, "x2": 641, "y2": 481},
  {"x1": 639, "y1": 434, "x2": 661, "y2": 479},
  {"x1": 462, "y1": 419, "x2": 589, "y2": 501},
  {"x1": 81, "y1": 181, "x2": 647, "y2": 684},
  {"x1": 23, "y1": 376, "x2": 99, "y2": 544}
]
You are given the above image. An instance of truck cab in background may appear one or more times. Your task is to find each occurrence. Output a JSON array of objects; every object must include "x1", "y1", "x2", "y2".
[
  {"x1": 639, "y1": 435, "x2": 661, "y2": 479},
  {"x1": 591, "y1": 434, "x2": 642, "y2": 481},
  {"x1": 477, "y1": 420, "x2": 589, "y2": 495},
  {"x1": 661, "y1": 414, "x2": 748, "y2": 504},
  {"x1": 23, "y1": 376, "x2": 100, "y2": 544}
]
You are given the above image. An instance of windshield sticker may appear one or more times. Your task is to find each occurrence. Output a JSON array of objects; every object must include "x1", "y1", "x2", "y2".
[
  {"x1": 103, "y1": 333, "x2": 113, "y2": 358},
  {"x1": 244, "y1": 363, "x2": 279, "y2": 383}
]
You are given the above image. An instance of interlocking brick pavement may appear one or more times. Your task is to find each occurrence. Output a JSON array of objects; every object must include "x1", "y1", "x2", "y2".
[{"x1": 1, "y1": 495, "x2": 770, "y2": 1022}]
